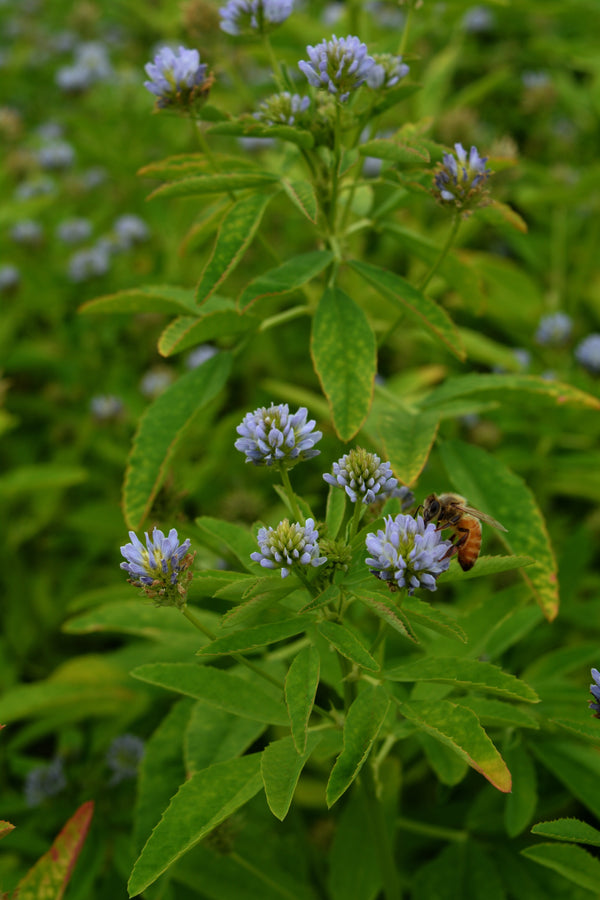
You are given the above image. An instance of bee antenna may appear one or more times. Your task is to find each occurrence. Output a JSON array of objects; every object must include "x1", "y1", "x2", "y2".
[{"x1": 414, "y1": 502, "x2": 423, "y2": 516}]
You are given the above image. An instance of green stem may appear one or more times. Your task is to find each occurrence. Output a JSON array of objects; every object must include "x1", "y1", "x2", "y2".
[
  {"x1": 230, "y1": 852, "x2": 300, "y2": 900},
  {"x1": 361, "y1": 763, "x2": 401, "y2": 900},
  {"x1": 368, "y1": 618, "x2": 387, "y2": 658},
  {"x1": 396, "y1": 815, "x2": 468, "y2": 843},
  {"x1": 258, "y1": 305, "x2": 311, "y2": 332},
  {"x1": 348, "y1": 499, "x2": 364, "y2": 540},
  {"x1": 278, "y1": 463, "x2": 303, "y2": 523},
  {"x1": 418, "y1": 214, "x2": 461, "y2": 292},
  {"x1": 328, "y1": 104, "x2": 343, "y2": 237},
  {"x1": 262, "y1": 34, "x2": 285, "y2": 91},
  {"x1": 398, "y1": 2, "x2": 414, "y2": 56}
]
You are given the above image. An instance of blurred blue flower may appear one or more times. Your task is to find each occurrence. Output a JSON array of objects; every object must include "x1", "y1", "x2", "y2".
[
  {"x1": 461, "y1": 5, "x2": 495, "y2": 33},
  {"x1": 535, "y1": 311, "x2": 572, "y2": 346},
  {"x1": 254, "y1": 92, "x2": 311, "y2": 126},
  {"x1": 186, "y1": 344, "x2": 218, "y2": 369},
  {"x1": 57, "y1": 218, "x2": 93, "y2": 245},
  {"x1": 235, "y1": 403, "x2": 322, "y2": 467},
  {"x1": 140, "y1": 367, "x2": 173, "y2": 398},
  {"x1": 56, "y1": 64, "x2": 92, "y2": 93},
  {"x1": 590, "y1": 668, "x2": 600, "y2": 718},
  {"x1": 113, "y1": 214, "x2": 150, "y2": 249},
  {"x1": 299, "y1": 35, "x2": 375, "y2": 102},
  {"x1": 575, "y1": 334, "x2": 600, "y2": 373},
  {"x1": 366, "y1": 53, "x2": 409, "y2": 89},
  {"x1": 0, "y1": 264, "x2": 20, "y2": 291},
  {"x1": 365, "y1": 513, "x2": 453, "y2": 594},
  {"x1": 74, "y1": 41, "x2": 112, "y2": 82},
  {"x1": 323, "y1": 448, "x2": 401, "y2": 505},
  {"x1": 35, "y1": 121, "x2": 64, "y2": 141},
  {"x1": 144, "y1": 46, "x2": 210, "y2": 109},
  {"x1": 219, "y1": 0, "x2": 293, "y2": 36},
  {"x1": 120, "y1": 527, "x2": 194, "y2": 606},
  {"x1": 106, "y1": 734, "x2": 145, "y2": 784},
  {"x1": 251, "y1": 518, "x2": 326, "y2": 578},
  {"x1": 15, "y1": 177, "x2": 55, "y2": 200},
  {"x1": 90, "y1": 394, "x2": 124, "y2": 421},
  {"x1": 37, "y1": 140, "x2": 75, "y2": 170},
  {"x1": 513, "y1": 348, "x2": 531, "y2": 370},
  {"x1": 433, "y1": 142, "x2": 491, "y2": 213},
  {"x1": 80, "y1": 166, "x2": 107, "y2": 189},
  {"x1": 67, "y1": 244, "x2": 111, "y2": 282},
  {"x1": 10, "y1": 220, "x2": 44, "y2": 245},
  {"x1": 25, "y1": 757, "x2": 66, "y2": 807}
]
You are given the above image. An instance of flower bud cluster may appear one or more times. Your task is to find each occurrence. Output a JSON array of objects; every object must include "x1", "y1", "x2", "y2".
[
  {"x1": 251, "y1": 518, "x2": 327, "y2": 578},
  {"x1": 299, "y1": 35, "x2": 376, "y2": 103},
  {"x1": 144, "y1": 46, "x2": 212, "y2": 112},
  {"x1": 367, "y1": 53, "x2": 410, "y2": 89},
  {"x1": 433, "y1": 143, "x2": 492, "y2": 215},
  {"x1": 120, "y1": 527, "x2": 195, "y2": 608},
  {"x1": 323, "y1": 447, "x2": 400, "y2": 505},
  {"x1": 219, "y1": 0, "x2": 293, "y2": 36},
  {"x1": 254, "y1": 92, "x2": 311, "y2": 127}
]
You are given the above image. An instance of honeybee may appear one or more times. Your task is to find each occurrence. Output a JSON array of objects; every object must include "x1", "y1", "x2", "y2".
[{"x1": 422, "y1": 492, "x2": 507, "y2": 571}]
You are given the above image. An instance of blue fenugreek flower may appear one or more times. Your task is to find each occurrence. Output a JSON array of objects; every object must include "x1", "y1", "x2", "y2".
[
  {"x1": 575, "y1": 334, "x2": 600, "y2": 373},
  {"x1": 113, "y1": 214, "x2": 150, "y2": 250},
  {"x1": 25, "y1": 758, "x2": 67, "y2": 807},
  {"x1": 254, "y1": 92, "x2": 311, "y2": 126},
  {"x1": 67, "y1": 244, "x2": 111, "y2": 282},
  {"x1": 37, "y1": 140, "x2": 76, "y2": 170},
  {"x1": 0, "y1": 264, "x2": 20, "y2": 292},
  {"x1": 365, "y1": 514, "x2": 454, "y2": 594},
  {"x1": 535, "y1": 312, "x2": 572, "y2": 347},
  {"x1": 323, "y1": 448, "x2": 401, "y2": 505},
  {"x1": 251, "y1": 518, "x2": 327, "y2": 578},
  {"x1": 298, "y1": 35, "x2": 376, "y2": 102},
  {"x1": 590, "y1": 668, "x2": 600, "y2": 718},
  {"x1": 366, "y1": 53, "x2": 409, "y2": 89},
  {"x1": 433, "y1": 143, "x2": 492, "y2": 214},
  {"x1": 106, "y1": 734, "x2": 145, "y2": 784},
  {"x1": 56, "y1": 218, "x2": 93, "y2": 245},
  {"x1": 144, "y1": 46, "x2": 212, "y2": 111},
  {"x1": 90, "y1": 394, "x2": 124, "y2": 421},
  {"x1": 235, "y1": 403, "x2": 322, "y2": 467},
  {"x1": 219, "y1": 0, "x2": 293, "y2": 36},
  {"x1": 11, "y1": 220, "x2": 44, "y2": 246},
  {"x1": 120, "y1": 527, "x2": 194, "y2": 607}
]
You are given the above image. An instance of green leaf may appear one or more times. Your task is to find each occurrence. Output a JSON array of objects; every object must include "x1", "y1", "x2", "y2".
[
  {"x1": 128, "y1": 755, "x2": 263, "y2": 897},
  {"x1": 79, "y1": 284, "x2": 197, "y2": 316},
  {"x1": 196, "y1": 193, "x2": 272, "y2": 305},
  {"x1": 352, "y1": 588, "x2": 418, "y2": 644},
  {"x1": 325, "y1": 483, "x2": 347, "y2": 540},
  {"x1": 349, "y1": 259, "x2": 465, "y2": 360},
  {"x1": 158, "y1": 298, "x2": 254, "y2": 357},
  {"x1": 195, "y1": 516, "x2": 258, "y2": 570},
  {"x1": 0, "y1": 821, "x2": 14, "y2": 841},
  {"x1": 531, "y1": 818, "x2": 600, "y2": 846},
  {"x1": 385, "y1": 657, "x2": 538, "y2": 702},
  {"x1": 318, "y1": 621, "x2": 380, "y2": 672},
  {"x1": 311, "y1": 287, "x2": 376, "y2": 440},
  {"x1": 138, "y1": 153, "x2": 257, "y2": 180},
  {"x1": 418, "y1": 731, "x2": 468, "y2": 786},
  {"x1": 400, "y1": 700, "x2": 512, "y2": 792},
  {"x1": 438, "y1": 555, "x2": 536, "y2": 583},
  {"x1": 281, "y1": 178, "x2": 319, "y2": 223},
  {"x1": 197, "y1": 616, "x2": 314, "y2": 658},
  {"x1": 285, "y1": 645, "x2": 320, "y2": 754},
  {"x1": 123, "y1": 352, "x2": 232, "y2": 529},
  {"x1": 134, "y1": 699, "x2": 194, "y2": 854},
  {"x1": 458, "y1": 697, "x2": 539, "y2": 731},
  {"x1": 0, "y1": 463, "x2": 87, "y2": 497},
  {"x1": 528, "y1": 739, "x2": 600, "y2": 820},
  {"x1": 13, "y1": 802, "x2": 94, "y2": 900},
  {"x1": 148, "y1": 171, "x2": 279, "y2": 200},
  {"x1": 521, "y1": 843, "x2": 600, "y2": 894},
  {"x1": 131, "y1": 663, "x2": 288, "y2": 725},
  {"x1": 402, "y1": 595, "x2": 468, "y2": 643},
  {"x1": 221, "y1": 579, "x2": 300, "y2": 629},
  {"x1": 504, "y1": 742, "x2": 538, "y2": 837},
  {"x1": 261, "y1": 733, "x2": 322, "y2": 820},
  {"x1": 328, "y1": 788, "x2": 382, "y2": 900},
  {"x1": 358, "y1": 138, "x2": 430, "y2": 164},
  {"x1": 438, "y1": 440, "x2": 559, "y2": 621},
  {"x1": 238, "y1": 250, "x2": 333, "y2": 312},
  {"x1": 422, "y1": 373, "x2": 600, "y2": 413},
  {"x1": 185, "y1": 703, "x2": 265, "y2": 775},
  {"x1": 326, "y1": 685, "x2": 390, "y2": 807},
  {"x1": 374, "y1": 402, "x2": 439, "y2": 485},
  {"x1": 207, "y1": 119, "x2": 314, "y2": 149}
]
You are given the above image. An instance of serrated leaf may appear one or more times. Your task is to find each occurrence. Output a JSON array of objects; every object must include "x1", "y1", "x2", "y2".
[
  {"x1": 385, "y1": 657, "x2": 538, "y2": 702},
  {"x1": 185, "y1": 704, "x2": 265, "y2": 775},
  {"x1": 349, "y1": 259, "x2": 465, "y2": 360},
  {"x1": 521, "y1": 843, "x2": 600, "y2": 893},
  {"x1": 138, "y1": 153, "x2": 257, "y2": 180},
  {"x1": 400, "y1": 700, "x2": 512, "y2": 792},
  {"x1": 358, "y1": 139, "x2": 430, "y2": 164},
  {"x1": 531, "y1": 818, "x2": 600, "y2": 846},
  {"x1": 0, "y1": 464, "x2": 87, "y2": 497},
  {"x1": 504, "y1": 743, "x2": 537, "y2": 837},
  {"x1": 422, "y1": 372, "x2": 600, "y2": 412},
  {"x1": 326, "y1": 685, "x2": 390, "y2": 806},
  {"x1": 374, "y1": 403, "x2": 439, "y2": 485},
  {"x1": 13, "y1": 802, "x2": 94, "y2": 900},
  {"x1": 438, "y1": 440, "x2": 559, "y2": 621},
  {"x1": 197, "y1": 616, "x2": 314, "y2": 658},
  {"x1": 123, "y1": 352, "x2": 232, "y2": 529},
  {"x1": 221, "y1": 579, "x2": 299, "y2": 629},
  {"x1": 79, "y1": 284, "x2": 197, "y2": 316},
  {"x1": 438, "y1": 555, "x2": 535, "y2": 582},
  {"x1": 402, "y1": 595, "x2": 468, "y2": 643},
  {"x1": 195, "y1": 516, "x2": 258, "y2": 570},
  {"x1": 285, "y1": 645, "x2": 320, "y2": 754},
  {"x1": 238, "y1": 250, "x2": 332, "y2": 312},
  {"x1": 131, "y1": 663, "x2": 288, "y2": 725},
  {"x1": 207, "y1": 119, "x2": 314, "y2": 148},
  {"x1": 318, "y1": 621, "x2": 379, "y2": 672},
  {"x1": 281, "y1": 178, "x2": 319, "y2": 223},
  {"x1": 483, "y1": 199, "x2": 528, "y2": 233},
  {"x1": 353, "y1": 589, "x2": 418, "y2": 643},
  {"x1": 148, "y1": 171, "x2": 279, "y2": 201},
  {"x1": 261, "y1": 733, "x2": 322, "y2": 820},
  {"x1": 62, "y1": 601, "x2": 211, "y2": 649},
  {"x1": 459, "y1": 697, "x2": 539, "y2": 730},
  {"x1": 311, "y1": 287, "x2": 376, "y2": 440},
  {"x1": 299, "y1": 583, "x2": 341, "y2": 613},
  {"x1": 158, "y1": 298, "x2": 254, "y2": 356},
  {"x1": 0, "y1": 821, "x2": 14, "y2": 841},
  {"x1": 196, "y1": 193, "x2": 272, "y2": 305},
  {"x1": 128, "y1": 755, "x2": 263, "y2": 897}
]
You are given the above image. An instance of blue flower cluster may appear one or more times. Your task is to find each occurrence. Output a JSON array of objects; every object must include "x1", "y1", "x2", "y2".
[
  {"x1": 235, "y1": 403, "x2": 322, "y2": 467},
  {"x1": 144, "y1": 46, "x2": 211, "y2": 110},
  {"x1": 575, "y1": 334, "x2": 600, "y2": 373},
  {"x1": 299, "y1": 35, "x2": 375, "y2": 102},
  {"x1": 433, "y1": 143, "x2": 491, "y2": 213},
  {"x1": 323, "y1": 447, "x2": 401, "y2": 505},
  {"x1": 120, "y1": 527, "x2": 194, "y2": 607},
  {"x1": 590, "y1": 668, "x2": 600, "y2": 718},
  {"x1": 251, "y1": 518, "x2": 327, "y2": 578},
  {"x1": 365, "y1": 514, "x2": 453, "y2": 594},
  {"x1": 25, "y1": 757, "x2": 66, "y2": 807},
  {"x1": 219, "y1": 0, "x2": 293, "y2": 35},
  {"x1": 106, "y1": 734, "x2": 145, "y2": 784},
  {"x1": 535, "y1": 312, "x2": 572, "y2": 347},
  {"x1": 255, "y1": 92, "x2": 311, "y2": 126}
]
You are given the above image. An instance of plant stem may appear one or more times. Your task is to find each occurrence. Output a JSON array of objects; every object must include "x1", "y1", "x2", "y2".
[
  {"x1": 328, "y1": 104, "x2": 343, "y2": 238},
  {"x1": 262, "y1": 34, "x2": 285, "y2": 91},
  {"x1": 398, "y1": 2, "x2": 414, "y2": 56},
  {"x1": 230, "y1": 852, "x2": 300, "y2": 900},
  {"x1": 348, "y1": 499, "x2": 364, "y2": 540},
  {"x1": 258, "y1": 305, "x2": 311, "y2": 332},
  {"x1": 278, "y1": 463, "x2": 303, "y2": 523},
  {"x1": 361, "y1": 763, "x2": 401, "y2": 900},
  {"x1": 418, "y1": 213, "x2": 461, "y2": 292},
  {"x1": 396, "y1": 815, "x2": 468, "y2": 843}
]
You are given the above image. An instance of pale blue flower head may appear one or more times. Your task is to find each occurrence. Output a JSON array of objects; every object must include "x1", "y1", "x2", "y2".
[
  {"x1": 25, "y1": 758, "x2": 66, "y2": 807},
  {"x1": 433, "y1": 143, "x2": 492, "y2": 214},
  {"x1": 299, "y1": 35, "x2": 376, "y2": 102},
  {"x1": 106, "y1": 734, "x2": 145, "y2": 784},
  {"x1": 366, "y1": 53, "x2": 409, "y2": 89},
  {"x1": 251, "y1": 518, "x2": 327, "y2": 578},
  {"x1": 254, "y1": 92, "x2": 311, "y2": 126},
  {"x1": 113, "y1": 214, "x2": 149, "y2": 250},
  {"x1": 0, "y1": 264, "x2": 20, "y2": 291},
  {"x1": 219, "y1": 0, "x2": 293, "y2": 36},
  {"x1": 37, "y1": 140, "x2": 75, "y2": 170},
  {"x1": 535, "y1": 312, "x2": 572, "y2": 347},
  {"x1": 144, "y1": 46, "x2": 211, "y2": 109},
  {"x1": 11, "y1": 220, "x2": 43, "y2": 246},
  {"x1": 575, "y1": 334, "x2": 600, "y2": 374},
  {"x1": 235, "y1": 402, "x2": 322, "y2": 467},
  {"x1": 590, "y1": 668, "x2": 600, "y2": 718},
  {"x1": 57, "y1": 218, "x2": 93, "y2": 245},
  {"x1": 365, "y1": 513, "x2": 453, "y2": 594},
  {"x1": 67, "y1": 244, "x2": 111, "y2": 282},
  {"x1": 120, "y1": 527, "x2": 194, "y2": 607},
  {"x1": 324, "y1": 448, "x2": 402, "y2": 505},
  {"x1": 90, "y1": 394, "x2": 124, "y2": 421}
]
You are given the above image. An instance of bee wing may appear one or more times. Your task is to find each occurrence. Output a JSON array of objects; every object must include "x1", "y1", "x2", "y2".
[{"x1": 458, "y1": 504, "x2": 508, "y2": 532}]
